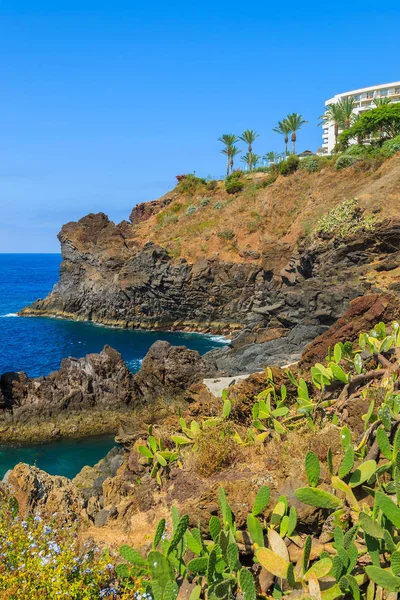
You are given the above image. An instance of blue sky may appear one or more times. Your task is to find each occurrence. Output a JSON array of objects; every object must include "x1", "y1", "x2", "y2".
[{"x1": 1, "y1": 1, "x2": 399, "y2": 252}]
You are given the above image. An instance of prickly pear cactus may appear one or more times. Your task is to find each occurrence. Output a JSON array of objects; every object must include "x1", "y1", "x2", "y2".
[
  {"x1": 239, "y1": 567, "x2": 256, "y2": 600},
  {"x1": 305, "y1": 451, "x2": 320, "y2": 487},
  {"x1": 147, "y1": 550, "x2": 175, "y2": 591},
  {"x1": 294, "y1": 487, "x2": 341, "y2": 509}
]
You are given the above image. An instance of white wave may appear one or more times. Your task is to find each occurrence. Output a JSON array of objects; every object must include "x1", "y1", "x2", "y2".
[
  {"x1": 206, "y1": 334, "x2": 230, "y2": 344},
  {"x1": 0, "y1": 313, "x2": 19, "y2": 318},
  {"x1": 126, "y1": 358, "x2": 143, "y2": 370}
]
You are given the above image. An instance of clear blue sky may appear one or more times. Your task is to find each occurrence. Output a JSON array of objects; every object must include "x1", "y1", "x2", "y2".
[{"x1": 1, "y1": 0, "x2": 399, "y2": 252}]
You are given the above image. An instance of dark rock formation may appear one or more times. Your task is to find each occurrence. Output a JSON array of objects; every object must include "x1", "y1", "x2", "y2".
[
  {"x1": 19, "y1": 207, "x2": 400, "y2": 374},
  {"x1": 20, "y1": 213, "x2": 269, "y2": 333},
  {"x1": 0, "y1": 346, "x2": 134, "y2": 426},
  {"x1": 204, "y1": 224, "x2": 400, "y2": 374},
  {"x1": 0, "y1": 341, "x2": 210, "y2": 442},
  {"x1": 129, "y1": 197, "x2": 173, "y2": 225},
  {"x1": 299, "y1": 293, "x2": 400, "y2": 369},
  {"x1": 134, "y1": 340, "x2": 207, "y2": 403}
]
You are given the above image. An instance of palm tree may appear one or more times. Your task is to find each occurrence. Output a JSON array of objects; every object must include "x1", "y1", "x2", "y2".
[
  {"x1": 272, "y1": 120, "x2": 291, "y2": 156},
  {"x1": 320, "y1": 103, "x2": 344, "y2": 147},
  {"x1": 218, "y1": 134, "x2": 239, "y2": 176},
  {"x1": 263, "y1": 151, "x2": 280, "y2": 165},
  {"x1": 373, "y1": 97, "x2": 392, "y2": 107},
  {"x1": 240, "y1": 152, "x2": 259, "y2": 171},
  {"x1": 284, "y1": 113, "x2": 308, "y2": 154},
  {"x1": 337, "y1": 97, "x2": 355, "y2": 130},
  {"x1": 239, "y1": 129, "x2": 259, "y2": 154},
  {"x1": 229, "y1": 145, "x2": 241, "y2": 172}
]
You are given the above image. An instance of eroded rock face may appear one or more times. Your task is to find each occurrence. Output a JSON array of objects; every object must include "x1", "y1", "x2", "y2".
[
  {"x1": 20, "y1": 213, "x2": 269, "y2": 333},
  {"x1": 7, "y1": 463, "x2": 84, "y2": 520},
  {"x1": 18, "y1": 205, "x2": 400, "y2": 374},
  {"x1": 0, "y1": 341, "x2": 210, "y2": 442},
  {"x1": 129, "y1": 197, "x2": 173, "y2": 225},
  {"x1": 0, "y1": 346, "x2": 134, "y2": 426},
  {"x1": 299, "y1": 293, "x2": 400, "y2": 369}
]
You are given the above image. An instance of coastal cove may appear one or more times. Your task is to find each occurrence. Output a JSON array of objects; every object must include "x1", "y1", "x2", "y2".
[
  {"x1": 0, "y1": 435, "x2": 116, "y2": 480},
  {"x1": 0, "y1": 254, "x2": 228, "y2": 476},
  {"x1": 0, "y1": 254, "x2": 228, "y2": 377}
]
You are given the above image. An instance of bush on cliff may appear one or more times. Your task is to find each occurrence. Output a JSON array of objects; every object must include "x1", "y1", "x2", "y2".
[
  {"x1": 315, "y1": 198, "x2": 377, "y2": 237},
  {"x1": 381, "y1": 134, "x2": 400, "y2": 157},
  {"x1": 175, "y1": 174, "x2": 207, "y2": 194},
  {"x1": 299, "y1": 155, "x2": 320, "y2": 173},
  {"x1": 224, "y1": 171, "x2": 244, "y2": 194},
  {"x1": 279, "y1": 154, "x2": 300, "y2": 175}
]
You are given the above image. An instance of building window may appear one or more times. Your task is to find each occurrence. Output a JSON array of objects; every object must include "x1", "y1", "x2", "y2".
[{"x1": 380, "y1": 89, "x2": 388, "y2": 97}]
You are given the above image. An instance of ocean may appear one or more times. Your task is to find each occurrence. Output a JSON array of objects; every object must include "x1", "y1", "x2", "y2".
[
  {"x1": 0, "y1": 254, "x2": 227, "y2": 478},
  {"x1": 0, "y1": 254, "x2": 227, "y2": 377}
]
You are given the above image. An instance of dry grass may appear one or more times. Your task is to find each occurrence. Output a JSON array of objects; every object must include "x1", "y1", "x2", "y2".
[
  {"x1": 128, "y1": 154, "x2": 400, "y2": 265},
  {"x1": 191, "y1": 422, "x2": 238, "y2": 477}
]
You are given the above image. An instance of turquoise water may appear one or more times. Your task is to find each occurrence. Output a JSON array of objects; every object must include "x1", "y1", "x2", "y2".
[
  {"x1": 0, "y1": 436, "x2": 116, "y2": 480},
  {"x1": 0, "y1": 254, "x2": 227, "y2": 477}
]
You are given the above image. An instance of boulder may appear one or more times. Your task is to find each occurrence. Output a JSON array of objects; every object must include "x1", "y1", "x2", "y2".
[
  {"x1": 7, "y1": 463, "x2": 84, "y2": 520},
  {"x1": 134, "y1": 341, "x2": 207, "y2": 403}
]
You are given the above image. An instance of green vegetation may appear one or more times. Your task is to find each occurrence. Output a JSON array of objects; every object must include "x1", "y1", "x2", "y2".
[
  {"x1": 283, "y1": 112, "x2": 308, "y2": 154},
  {"x1": 299, "y1": 155, "x2": 320, "y2": 173},
  {"x1": 272, "y1": 119, "x2": 291, "y2": 156},
  {"x1": 175, "y1": 174, "x2": 207, "y2": 195},
  {"x1": 217, "y1": 229, "x2": 235, "y2": 241},
  {"x1": 114, "y1": 320, "x2": 400, "y2": 598},
  {"x1": 315, "y1": 198, "x2": 378, "y2": 237},
  {"x1": 218, "y1": 134, "x2": 240, "y2": 176},
  {"x1": 382, "y1": 134, "x2": 400, "y2": 157},
  {"x1": 338, "y1": 104, "x2": 400, "y2": 149},
  {"x1": 279, "y1": 154, "x2": 300, "y2": 175},
  {"x1": 240, "y1": 151, "x2": 260, "y2": 171},
  {"x1": 0, "y1": 500, "x2": 128, "y2": 599},
  {"x1": 224, "y1": 171, "x2": 244, "y2": 194}
]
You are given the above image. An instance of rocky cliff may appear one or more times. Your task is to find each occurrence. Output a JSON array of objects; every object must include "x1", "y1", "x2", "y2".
[{"x1": 19, "y1": 157, "x2": 400, "y2": 372}]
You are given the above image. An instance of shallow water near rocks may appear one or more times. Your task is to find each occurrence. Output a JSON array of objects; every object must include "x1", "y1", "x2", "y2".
[
  {"x1": 0, "y1": 254, "x2": 228, "y2": 476},
  {"x1": 0, "y1": 435, "x2": 116, "y2": 480}
]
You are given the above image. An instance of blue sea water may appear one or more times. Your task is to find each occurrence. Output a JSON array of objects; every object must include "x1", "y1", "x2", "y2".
[
  {"x1": 0, "y1": 254, "x2": 227, "y2": 377},
  {"x1": 0, "y1": 254, "x2": 228, "y2": 478}
]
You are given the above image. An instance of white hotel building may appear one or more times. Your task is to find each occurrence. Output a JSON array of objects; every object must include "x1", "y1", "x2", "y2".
[{"x1": 322, "y1": 81, "x2": 400, "y2": 154}]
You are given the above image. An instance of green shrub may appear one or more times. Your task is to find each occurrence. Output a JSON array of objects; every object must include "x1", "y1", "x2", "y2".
[
  {"x1": 200, "y1": 197, "x2": 211, "y2": 207},
  {"x1": 214, "y1": 201, "x2": 225, "y2": 210},
  {"x1": 186, "y1": 205, "x2": 197, "y2": 216},
  {"x1": 225, "y1": 171, "x2": 244, "y2": 194},
  {"x1": 279, "y1": 155, "x2": 300, "y2": 176},
  {"x1": 315, "y1": 198, "x2": 377, "y2": 237},
  {"x1": 299, "y1": 156, "x2": 320, "y2": 173},
  {"x1": 176, "y1": 174, "x2": 207, "y2": 194},
  {"x1": 206, "y1": 179, "x2": 218, "y2": 191},
  {"x1": 381, "y1": 135, "x2": 400, "y2": 157},
  {"x1": 335, "y1": 154, "x2": 358, "y2": 170},
  {"x1": 217, "y1": 229, "x2": 235, "y2": 241},
  {"x1": 338, "y1": 103, "x2": 400, "y2": 149},
  {"x1": 343, "y1": 144, "x2": 377, "y2": 158}
]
